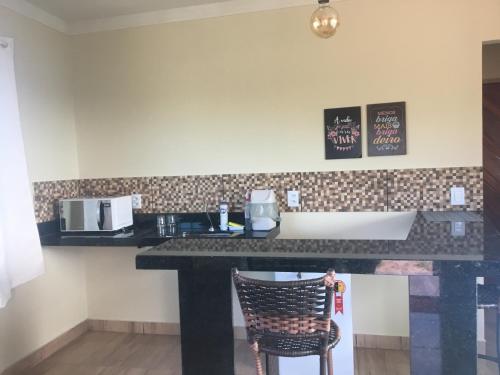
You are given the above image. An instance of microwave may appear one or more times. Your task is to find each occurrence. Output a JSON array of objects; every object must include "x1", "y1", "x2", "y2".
[{"x1": 59, "y1": 196, "x2": 133, "y2": 232}]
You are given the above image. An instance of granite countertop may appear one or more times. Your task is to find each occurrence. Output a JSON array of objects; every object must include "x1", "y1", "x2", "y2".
[
  {"x1": 40, "y1": 210, "x2": 500, "y2": 275},
  {"x1": 135, "y1": 211, "x2": 500, "y2": 276},
  {"x1": 38, "y1": 217, "x2": 161, "y2": 247},
  {"x1": 38, "y1": 212, "x2": 275, "y2": 247}
]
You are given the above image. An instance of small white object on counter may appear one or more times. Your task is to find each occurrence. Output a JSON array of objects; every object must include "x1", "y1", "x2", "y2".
[
  {"x1": 251, "y1": 217, "x2": 276, "y2": 231},
  {"x1": 250, "y1": 189, "x2": 280, "y2": 231},
  {"x1": 219, "y1": 202, "x2": 229, "y2": 231}
]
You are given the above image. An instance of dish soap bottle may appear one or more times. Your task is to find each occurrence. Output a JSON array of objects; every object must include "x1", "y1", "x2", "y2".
[{"x1": 219, "y1": 202, "x2": 229, "y2": 231}]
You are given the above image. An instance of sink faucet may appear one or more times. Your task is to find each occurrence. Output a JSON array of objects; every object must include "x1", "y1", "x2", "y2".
[{"x1": 204, "y1": 200, "x2": 215, "y2": 232}]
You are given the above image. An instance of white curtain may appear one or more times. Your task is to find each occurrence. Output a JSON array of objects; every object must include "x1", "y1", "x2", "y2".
[{"x1": 0, "y1": 37, "x2": 44, "y2": 308}]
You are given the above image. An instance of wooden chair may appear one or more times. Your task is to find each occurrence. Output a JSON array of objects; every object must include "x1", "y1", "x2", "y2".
[{"x1": 232, "y1": 269, "x2": 341, "y2": 375}]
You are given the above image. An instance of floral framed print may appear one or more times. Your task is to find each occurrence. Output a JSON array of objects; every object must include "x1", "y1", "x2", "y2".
[{"x1": 324, "y1": 106, "x2": 362, "y2": 159}]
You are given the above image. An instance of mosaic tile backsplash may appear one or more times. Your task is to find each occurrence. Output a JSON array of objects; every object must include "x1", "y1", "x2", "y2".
[
  {"x1": 301, "y1": 170, "x2": 387, "y2": 212},
  {"x1": 387, "y1": 167, "x2": 483, "y2": 212},
  {"x1": 33, "y1": 167, "x2": 483, "y2": 223}
]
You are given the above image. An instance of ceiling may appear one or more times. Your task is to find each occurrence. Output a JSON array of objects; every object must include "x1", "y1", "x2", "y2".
[
  {"x1": 2, "y1": 0, "x2": 314, "y2": 34},
  {"x1": 24, "y1": 0, "x2": 236, "y2": 22}
]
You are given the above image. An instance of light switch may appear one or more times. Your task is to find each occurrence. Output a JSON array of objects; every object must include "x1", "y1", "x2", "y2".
[
  {"x1": 287, "y1": 190, "x2": 300, "y2": 208},
  {"x1": 450, "y1": 187, "x2": 465, "y2": 206}
]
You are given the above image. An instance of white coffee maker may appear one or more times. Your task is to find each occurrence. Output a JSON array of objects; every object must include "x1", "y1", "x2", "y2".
[{"x1": 250, "y1": 189, "x2": 280, "y2": 231}]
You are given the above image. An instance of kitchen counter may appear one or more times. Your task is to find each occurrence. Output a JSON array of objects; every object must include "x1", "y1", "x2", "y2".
[
  {"x1": 137, "y1": 211, "x2": 500, "y2": 270},
  {"x1": 38, "y1": 212, "x2": 275, "y2": 247},
  {"x1": 38, "y1": 220, "x2": 154, "y2": 247},
  {"x1": 135, "y1": 211, "x2": 500, "y2": 375}
]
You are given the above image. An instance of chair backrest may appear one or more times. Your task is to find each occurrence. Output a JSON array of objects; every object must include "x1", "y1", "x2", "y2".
[{"x1": 232, "y1": 269, "x2": 336, "y2": 336}]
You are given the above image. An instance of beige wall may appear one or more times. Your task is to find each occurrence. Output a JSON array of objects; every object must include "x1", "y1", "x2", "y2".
[
  {"x1": 0, "y1": 6, "x2": 78, "y2": 182},
  {"x1": 84, "y1": 248, "x2": 179, "y2": 322},
  {"x1": 0, "y1": 6, "x2": 84, "y2": 373},
  {"x1": 484, "y1": 43, "x2": 500, "y2": 81},
  {"x1": 72, "y1": 0, "x2": 500, "y2": 179}
]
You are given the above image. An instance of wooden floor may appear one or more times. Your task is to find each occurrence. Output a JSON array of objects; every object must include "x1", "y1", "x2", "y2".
[
  {"x1": 18, "y1": 331, "x2": 412, "y2": 375},
  {"x1": 17, "y1": 331, "x2": 500, "y2": 375}
]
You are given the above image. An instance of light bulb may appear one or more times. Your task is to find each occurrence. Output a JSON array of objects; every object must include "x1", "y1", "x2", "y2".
[{"x1": 310, "y1": 3, "x2": 339, "y2": 38}]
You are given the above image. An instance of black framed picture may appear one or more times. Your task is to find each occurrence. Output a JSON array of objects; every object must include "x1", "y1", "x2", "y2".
[
  {"x1": 324, "y1": 106, "x2": 362, "y2": 160},
  {"x1": 367, "y1": 102, "x2": 407, "y2": 156}
]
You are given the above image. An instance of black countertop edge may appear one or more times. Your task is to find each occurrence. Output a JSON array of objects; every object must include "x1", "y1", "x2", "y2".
[{"x1": 135, "y1": 254, "x2": 500, "y2": 277}]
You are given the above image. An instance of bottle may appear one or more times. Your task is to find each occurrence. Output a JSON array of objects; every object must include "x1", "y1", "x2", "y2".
[
  {"x1": 219, "y1": 202, "x2": 229, "y2": 231},
  {"x1": 244, "y1": 191, "x2": 252, "y2": 232}
]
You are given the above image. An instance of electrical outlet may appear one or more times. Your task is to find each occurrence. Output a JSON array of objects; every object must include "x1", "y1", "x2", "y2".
[
  {"x1": 451, "y1": 221, "x2": 466, "y2": 237},
  {"x1": 450, "y1": 187, "x2": 465, "y2": 206},
  {"x1": 287, "y1": 190, "x2": 300, "y2": 208},
  {"x1": 131, "y1": 194, "x2": 142, "y2": 209}
]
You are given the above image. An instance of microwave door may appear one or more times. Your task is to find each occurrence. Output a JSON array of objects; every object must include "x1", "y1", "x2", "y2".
[
  {"x1": 60, "y1": 200, "x2": 85, "y2": 231},
  {"x1": 83, "y1": 200, "x2": 99, "y2": 231}
]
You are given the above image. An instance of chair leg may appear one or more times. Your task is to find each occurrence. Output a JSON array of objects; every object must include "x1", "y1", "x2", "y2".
[
  {"x1": 265, "y1": 353, "x2": 270, "y2": 375},
  {"x1": 327, "y1": 349, "x2": 333, "y2": 375},
  {"x1": 320, "y1": 353, "x2": 327, "y2": 375},
  {"x1": 250, "y1": 342, "x2": 264, "y2": 375}
]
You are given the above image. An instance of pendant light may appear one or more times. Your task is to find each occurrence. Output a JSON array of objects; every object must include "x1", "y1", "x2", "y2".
[{"x1": 310, "y1": 0, "x2": 340, "y2": 38}]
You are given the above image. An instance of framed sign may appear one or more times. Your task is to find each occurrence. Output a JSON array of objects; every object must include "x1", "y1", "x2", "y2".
[
  {"x1": 324, "y1": 106, "x2": 362, "y2": 159},
  {"x1": 367, "y1": 102, "x2": 407, "y2": 156}
]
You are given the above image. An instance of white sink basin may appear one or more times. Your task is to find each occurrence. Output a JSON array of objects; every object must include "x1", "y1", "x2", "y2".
[{"x1": 276, "y1": 211, "x2": 417, "y2": 240}]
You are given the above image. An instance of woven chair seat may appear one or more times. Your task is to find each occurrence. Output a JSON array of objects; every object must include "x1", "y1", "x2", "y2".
[
  {"x1": 233, "y1": 269, "x2": 340, "y2": 375},
  {"x1": 255, "y1": 320, "x2": 340, "y2": 357}
]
